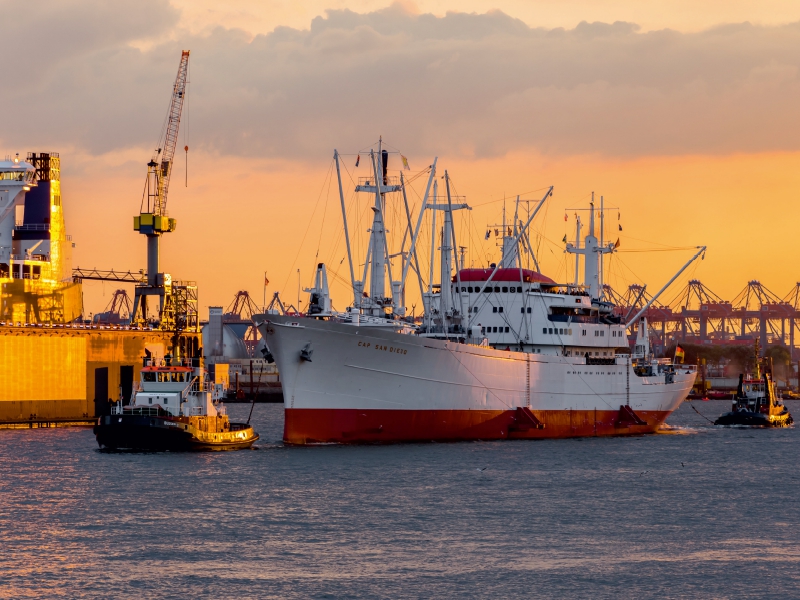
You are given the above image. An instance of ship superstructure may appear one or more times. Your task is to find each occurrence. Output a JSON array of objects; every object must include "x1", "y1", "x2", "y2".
[
  {"x1": 0, "y1": 152, "x2": 81, "y2": 323},
  {"x1": 256, "y1": 142, "x2": 703, "y2": 444}
]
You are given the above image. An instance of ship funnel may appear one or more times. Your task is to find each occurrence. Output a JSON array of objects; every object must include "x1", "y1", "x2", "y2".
[{"x1": 382, "y1": 150, "x2": 389, "y2": 185}]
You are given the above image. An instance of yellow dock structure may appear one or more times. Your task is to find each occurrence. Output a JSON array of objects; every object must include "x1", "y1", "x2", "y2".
[{"x1": 0, "y1": 324, "x2": 199, "y2": 425}]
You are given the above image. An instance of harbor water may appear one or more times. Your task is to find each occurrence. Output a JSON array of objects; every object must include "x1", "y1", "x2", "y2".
[{"x1": 1, "y1": 401, "x2": 799, "y2": 598}]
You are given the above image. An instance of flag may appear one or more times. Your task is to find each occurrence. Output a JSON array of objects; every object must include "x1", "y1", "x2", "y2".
[
  {"x1": 485, "y1": 230, "x2": 490, "y2": 240},
  {"x1": 264, "y1": 274, "x2": 270, "y2": 286},
  {"x1": 675, "y1": 345, "x2": 685, "y2": 364},
  {"x1": 562, "y1": 234, "x2": 567, "y2": 243},
  {"x1": 401, "y1": 155, "x2": 410, "y2": 170},
  {"x1": 614, "y1": 238, "x2": 620, "y2": 248},
  {"x1": 494, "y1": 229, "x2": 499, "y2": 236},
  {"x1": 618, "y1": 224, "x2": 622, "y2": 231},
  {"x1": 507, "y1": 227, "x2": 512, "y2": 236},
  {"x1": 618, "y1": 211, "x2": 620, "y2": 220},
  {"x1": 564, "y1": 213, "x2": 568, "y2": 222},
  {"x1": 355, "y1": 154, "x2": 360, "y2": 167}
]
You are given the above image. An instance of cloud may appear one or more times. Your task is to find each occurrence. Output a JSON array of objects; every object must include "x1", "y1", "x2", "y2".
[{"x1": 3, "y1": 1, "x2": 800, "y2": 160}]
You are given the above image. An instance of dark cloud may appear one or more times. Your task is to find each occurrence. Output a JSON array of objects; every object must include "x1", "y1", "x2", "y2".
[{"x1": 3, "y1": 1, "x2": 800, "y2": 159}]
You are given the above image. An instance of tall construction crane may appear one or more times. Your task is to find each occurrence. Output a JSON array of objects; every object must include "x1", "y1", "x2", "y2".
[{"x1": 131, "y1": 50, "x2": 190, "y2": 326}]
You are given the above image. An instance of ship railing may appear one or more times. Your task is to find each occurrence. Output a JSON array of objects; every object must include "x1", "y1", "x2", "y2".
[
  {"x1": 14, "y1": 223, "x2": 50, "y2": 231},
  {"x1": 123, "y1": 406, "x2": 170, "y2": 416}
]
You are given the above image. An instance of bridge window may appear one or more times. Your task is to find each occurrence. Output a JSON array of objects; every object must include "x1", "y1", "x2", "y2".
[
  {"x1": 543, "y1": 328, "x2": 547, "y2": 334},
  {"x1": 494, "y1": 286, "x2": 500, "y2": 293},
  {"x1": 461, "y1": 287, "x2": 466, "y2": 292},
  {"x1": 468, "y1": 287, "x2": 473, "y2": 293},
  {"x1": 600, "y1": 331, "x2": 604, "y2": 336},
  {"x1": 527, "y1": 307, "x2": 531, "y2": 313},
  {"x1": 582, "y1": 330, "x2": 587, "y2": 336},
  {"x1": 498, "y1": 307, "x2": 504, "y2": 313},
  {"x1": 493, "y1": 306, "x2": 497, "y2": 313},
  {"x1": 548, "y1": 328, "x2": 553, "y2": 334},
  {"x1": 509, "y1": 286, "x2": 516, "y2": 293},
  {"x1": 493, "y1": 326, "x2": 498, "y2": 333},
  {"x1": 505, "y1": 327, "x2": 510, "y2": 333},
  {"x1": 484, "y1": 287, "x2": 491, "y2": 294},
  {"x1": 502, "y1": 286, "x2": 508, "y2": 293}
]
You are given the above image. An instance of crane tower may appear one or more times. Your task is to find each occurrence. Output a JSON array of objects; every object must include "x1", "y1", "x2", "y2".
[{"x1": 131, "y1": 50, "x2": 190, "y2": 327}]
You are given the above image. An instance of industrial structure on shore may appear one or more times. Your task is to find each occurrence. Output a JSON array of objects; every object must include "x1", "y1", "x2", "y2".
[{"x1": 606, "y1": 279, "x2": 800, "y2": 358}]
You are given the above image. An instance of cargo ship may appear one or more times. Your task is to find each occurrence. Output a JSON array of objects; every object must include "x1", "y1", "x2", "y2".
[{"x1": 255, "y1": 142, "x2": 701, "y2": 444}]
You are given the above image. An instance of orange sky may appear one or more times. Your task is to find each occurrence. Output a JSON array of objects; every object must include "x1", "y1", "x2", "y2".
[{"x1": 6, "y1": 1, "x2": 800, "y2": 318}]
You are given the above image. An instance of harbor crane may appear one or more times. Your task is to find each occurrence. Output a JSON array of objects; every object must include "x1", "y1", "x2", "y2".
[{"x1": 131, "y1": 50, "x2": 192, "y2": 328}]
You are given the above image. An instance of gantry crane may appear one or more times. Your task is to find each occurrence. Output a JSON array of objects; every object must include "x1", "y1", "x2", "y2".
[{"x1": 131, "y1": 50, "x2": 191, "y2": 328}]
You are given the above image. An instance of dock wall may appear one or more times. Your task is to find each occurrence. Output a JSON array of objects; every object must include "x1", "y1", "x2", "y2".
[{"x1": 0, "y1": 325, "x2": 200, "y2": 424}]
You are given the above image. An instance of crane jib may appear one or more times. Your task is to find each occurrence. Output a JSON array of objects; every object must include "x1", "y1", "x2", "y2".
[{"x1": 137, "y1": 50, "x2": 190, "y2": 222}]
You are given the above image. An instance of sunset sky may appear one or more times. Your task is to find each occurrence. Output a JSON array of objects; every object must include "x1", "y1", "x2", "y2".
[{"x1": 5, "y1": 0, "x2": 800, "y2": 317}]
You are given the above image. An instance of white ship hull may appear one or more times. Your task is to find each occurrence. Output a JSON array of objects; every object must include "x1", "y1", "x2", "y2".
[{"x1": 257, "y1": 315, "x2": 695, "y2": 444}]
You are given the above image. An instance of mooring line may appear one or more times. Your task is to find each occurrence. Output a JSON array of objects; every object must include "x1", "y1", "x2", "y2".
[{"x1": 689, "y1": 401, "x2": 715, "y2": 424}]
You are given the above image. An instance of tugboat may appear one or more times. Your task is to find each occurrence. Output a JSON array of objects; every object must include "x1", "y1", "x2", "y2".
[
  {"x1": 94, "y1": 356, "x2": 259, "y2": 451},
  {"x1": 714, "y1": 348, "x2": 793, "y2": 427}
]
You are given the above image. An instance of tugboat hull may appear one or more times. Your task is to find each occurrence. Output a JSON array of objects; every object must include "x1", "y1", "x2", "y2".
[
  {"x1": 94, "y1": 415, "x2": 259, "y2": 451},
  {"x1": 714, "y1": 410, "x2": 793, "y2": 428}
]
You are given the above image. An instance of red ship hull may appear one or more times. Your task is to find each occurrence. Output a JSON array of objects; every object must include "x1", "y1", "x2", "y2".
[{"x1": 284, "y1": 407, "x2": 673, "y2": 444}]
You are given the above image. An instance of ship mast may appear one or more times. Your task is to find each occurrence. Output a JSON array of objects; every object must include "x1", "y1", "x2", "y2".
[
  {"x1": 565, "y1": 192, "x2": 615, "y2": 299},
  {"x1": 335, "y1": 139, "x2": 436, "y2": 318}
]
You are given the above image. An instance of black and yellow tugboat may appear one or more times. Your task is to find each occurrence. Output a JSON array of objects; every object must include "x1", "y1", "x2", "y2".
[
  {"x1": 714, "y1": 349, "x2": 793, "y2": 428},
  {"x1": 94, "y1": 357, "x2": 259, "y2": 451}
]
